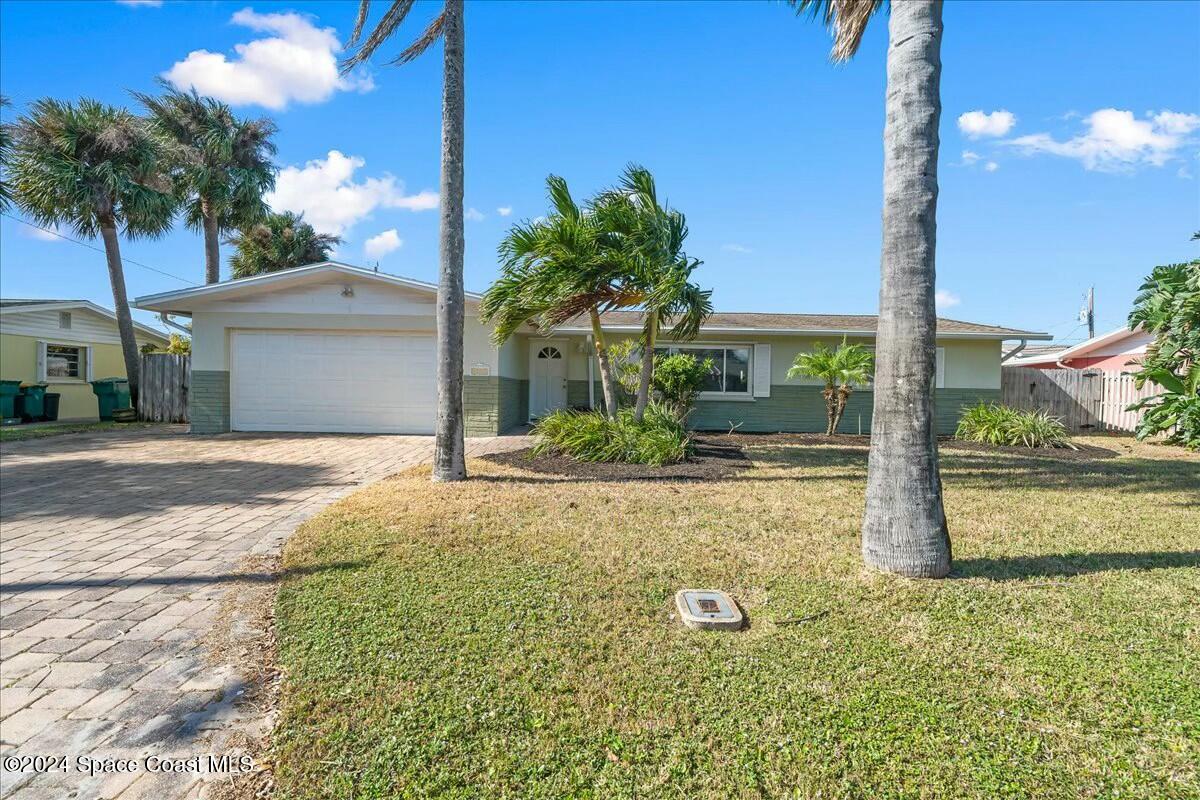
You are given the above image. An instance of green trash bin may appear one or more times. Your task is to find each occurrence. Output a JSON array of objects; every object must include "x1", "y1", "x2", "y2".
[
  {"x1": 0, "y1": 380, "x2": 21, "y2": 425},
  {"x1": 42, "y1": 392, "x2": 62, "y2": 422},
  {"x1": 19, "y1": 383, "x2": 49, "y2": 422},
  {"x1": 91, "y1": 378, "x2": 132, "y2": 421}
]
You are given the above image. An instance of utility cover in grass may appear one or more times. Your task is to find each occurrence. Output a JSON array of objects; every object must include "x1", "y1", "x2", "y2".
[{"x1": 675, "y1": 589, "x2": 743, "y2": 631}]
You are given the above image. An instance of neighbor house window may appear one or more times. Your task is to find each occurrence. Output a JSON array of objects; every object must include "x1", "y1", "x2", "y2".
[
  {"x1": 655, "y1": 344, "x2": 752, "y2": 396},
  {"x1": 45, "y1": 344, "x2": 85, "y2": 379}
]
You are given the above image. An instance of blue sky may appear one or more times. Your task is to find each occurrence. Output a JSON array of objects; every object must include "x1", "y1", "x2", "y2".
[{"x1": 1, "y1": 0, "x2": 1197, "y2": 341}]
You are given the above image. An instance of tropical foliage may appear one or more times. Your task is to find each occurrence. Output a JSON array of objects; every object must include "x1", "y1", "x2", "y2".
[
  {"x1": 483, "y1": 174, "x2": 635, "y2": 417},
  {"x1": 591, "y1": 166, "x2": 712, "y2": 422},
  {"x1": 609, "y1": 342, "x2": 713, "y2": 420},
  {"x1": 956, "y1": 403, "x2": 1074, "y2": 449},
  {"x1": 342, "y1": 0, "x2": 469, "y2": 482},
  {"x1": 136, "y1": 81, "x2": 276, "y2": 284},
  {"x1": 787, "y1": 339, "x2": 874, "y2": 435},
  {"x1": 1126, "y1": 257, "x2": 1200, "y2": 449},
  {"x1": 9, "y1": 98, "x2": 177, "y2": 403},
  {"x1": 226, "y1": 211, "x2": 341, "y2": 279},
  {"x1": 532, "y1": 402, "x2": 691, "y2": 466},
  {"x1": 0, "y1": 96, "x2": 12, "y2": 212}
]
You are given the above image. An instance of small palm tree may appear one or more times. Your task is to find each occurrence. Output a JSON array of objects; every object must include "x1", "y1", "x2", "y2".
[
  {"x1": 594, "y1": 165, "x2": 712, "y2": 423},
  {"x1": 788, "y1": 339, "x2": 875, "y2": 435},
  {"x1": 792, "y1": 0, "x2": 951, "y2": 577},
  {"x1": 10, "y1": 99, "x2": 177, "y2": 405},
  {"x1": 342, "y1": 0, "x2": 468, "y2": 482},
  {"x1": 0, "y1": 96, "x2": 12, "y2": 212},
  {"x1": 136, "y1": 82, "x2": 277, "y2": 285},
  {"x1": 483, "y1": 175, "x2": 638, "y2": 417},
  {"x1": 226, "y1": 211, "x2": 342, "y2": 279}
]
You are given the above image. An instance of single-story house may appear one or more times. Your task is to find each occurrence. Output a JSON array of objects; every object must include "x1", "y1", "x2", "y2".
[
  {"x1": 133, "y1": 262, "x2": 1049, "y2": 436},
  {"x1": 1, "y1": 299, "x2": 170, "y2": 421},
  {"x1": 1005, "y1": 325, "x2": 1150, "y2": 372}
]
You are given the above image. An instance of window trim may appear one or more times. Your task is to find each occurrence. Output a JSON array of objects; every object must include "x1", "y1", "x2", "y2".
[
  {"x1": 36, "y1": 340, "x2": 93, "y2": 383},
  {"x1": 656, "y1": 342, "x2": 754, "y2": 399}
]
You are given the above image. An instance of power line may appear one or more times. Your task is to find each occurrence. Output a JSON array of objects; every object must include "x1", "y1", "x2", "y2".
[{"x1": 2, "y1": 213, "x2": 198, "y2": 286}]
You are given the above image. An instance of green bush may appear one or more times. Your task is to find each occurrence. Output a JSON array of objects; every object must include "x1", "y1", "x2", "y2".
[
  {"x1": 532, "y1": 402, "x2": 691, "y2": 466},
  {"x1": 955, "y1": 403, "x2": 1075, "y2": 449}
]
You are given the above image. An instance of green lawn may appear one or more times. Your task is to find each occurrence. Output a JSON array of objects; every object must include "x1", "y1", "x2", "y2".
[
  {"x1": 273, "y1": 436, "x2": 1199, "y2": 799},
  {"x1": 0, "y1": 420, "x2": 159, "y2": 442}
]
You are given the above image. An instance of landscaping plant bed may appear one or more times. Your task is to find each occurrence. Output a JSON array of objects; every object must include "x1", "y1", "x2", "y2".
[
  {"x1": 482, "y1": 433, "x2": 751, "y2": 480},
  {"x1": 712, "y1": 431, "x2": 1122, "y2": 462}
]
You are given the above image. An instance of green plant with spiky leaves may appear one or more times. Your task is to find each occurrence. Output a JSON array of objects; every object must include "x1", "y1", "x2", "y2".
[
  {"x1": 0, "y1": 96, "x2": 13, "y2": 212},
  {"x1": 955, "y1": 403, "x2": 1074, "y2": 449},
  {"x1": 592, "y1": 165, "x2": 712, "y2": 423},
  {"x1": 484, "y1": 175, "x2": 639, "y2": 417},
  {"x1": 225, "y1": 211, "x2": 342, "y2": 279},
  {"x1": 788, "y1": 338, "x2": 875, "y2": 434},
  {"x1": 1126, "y1": 255, "x2": 1200, "y2": 449},
  {"x1": 10, "y1": 98, "x2": 177, "y2": 404},
  {"x1": 135, "y1": 81, "x2": 277, "y2": 284}
]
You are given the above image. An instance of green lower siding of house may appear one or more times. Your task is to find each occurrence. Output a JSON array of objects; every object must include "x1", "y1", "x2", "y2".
[
  {"x1": 190, "y1": 370, "x2": 230, "y2": 434},
  {"x1": 688, "y1": 385, "x2": 1001, "y2": 435},
  {"x1": 499, "y1": 377, "x2": 528, "y2": 433},
  {"x1": 465, "y1": 376, "x2": 530, "y2": 436}
]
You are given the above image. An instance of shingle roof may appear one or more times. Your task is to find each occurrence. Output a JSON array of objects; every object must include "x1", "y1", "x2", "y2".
[{"x1": 557, "y1": 311, "x2": 1048, "y2": 339}]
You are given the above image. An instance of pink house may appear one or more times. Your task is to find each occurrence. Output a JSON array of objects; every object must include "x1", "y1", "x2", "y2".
[{"x1": 1007, "y1": 325, "x2": 1152, "y2": 372}]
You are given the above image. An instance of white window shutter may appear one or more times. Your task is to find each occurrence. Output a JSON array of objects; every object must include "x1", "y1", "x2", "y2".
[
  {"x1": 753, "y1": 343, "x2": 771, "y2": 398},
  {"x1": 36, "y1": 341, "x2": 47, "y2": 381},
  {"x1": 85, "y1": 346, "x2": 94, "y2": 382},
  {"x1": 935, "y1": 347, "x2": 945, "y2": 389}
]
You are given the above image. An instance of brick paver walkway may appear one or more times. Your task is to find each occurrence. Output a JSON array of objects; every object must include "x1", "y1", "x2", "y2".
[{"x1": 0, "y1": 427, "x2": 528, "y2": 799}]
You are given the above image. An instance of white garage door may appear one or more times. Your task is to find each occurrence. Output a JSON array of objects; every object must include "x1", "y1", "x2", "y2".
[{"x1": 230, "y1": 331, "x2": 436, "y2": 434}]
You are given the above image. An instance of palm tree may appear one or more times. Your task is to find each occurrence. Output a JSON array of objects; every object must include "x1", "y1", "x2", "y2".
[
  {"x1": 10, "y1": 99, "x2": 176, "y2": 405},
  {"x1": 594, "y1": 165, "x2": 711, "y2": 423},
  {"x1": 483, "y1": 175, "x2": 636, "y2": 417},
  {"x1": 226, "y1": 211, "x2": 342, "y2": 279},
  {"x1": 135, "y1": 82, "x2": 276, "y2": 285},
  {"x1": 793, "y1": 0, "x2": 950, "y2": 577},
  {"x1": 787, "y1": 339, "x2": 875, "y2": 434},
  {"x1": 0, "y1": 96, "x2": 12, "y2": 212},
  {"x1": 342, "y1": 0, "x2": 467, "y2": 482}
]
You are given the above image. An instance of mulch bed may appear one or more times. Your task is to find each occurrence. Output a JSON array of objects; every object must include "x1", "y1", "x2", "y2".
[{"x1": 481, "y1": 434, "x2": 752, "y2": 481}]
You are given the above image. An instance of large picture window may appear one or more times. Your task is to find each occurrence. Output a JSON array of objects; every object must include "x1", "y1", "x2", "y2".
[{"x1": 655, "y1": 344, "x2": 752, "y2": 396}]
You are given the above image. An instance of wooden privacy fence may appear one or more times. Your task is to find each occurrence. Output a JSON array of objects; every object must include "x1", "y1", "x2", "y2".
[
  {"x1": 138, "y1": 353, "x2": 189, "y2": 423},
  {"x1": 1001, "y1": 367, "x2": 1159, "y2": 433}
]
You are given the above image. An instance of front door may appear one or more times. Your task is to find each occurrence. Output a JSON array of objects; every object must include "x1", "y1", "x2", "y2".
[{"x1": 529, "y1": 342, "x2": 568, "y2": 419}]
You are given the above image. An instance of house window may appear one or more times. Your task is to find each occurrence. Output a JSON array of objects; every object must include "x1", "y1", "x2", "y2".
[
  {"x1": 58, "y1": 311, "x2": 72, "y2": 330},
  {"x1": 46, "y1": 344, "x2": 85, "y2": 379},
  {"x1": 537, "y1": 346, "x2": 562, "y2": 359},
  {"x1": 655, "y1": 344, "x2": 752, "y2": 396}
]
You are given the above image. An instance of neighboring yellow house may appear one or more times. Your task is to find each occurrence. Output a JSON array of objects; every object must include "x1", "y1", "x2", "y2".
[{"x1": 0, "y1": 299, "x2": 170, "y2": 421}]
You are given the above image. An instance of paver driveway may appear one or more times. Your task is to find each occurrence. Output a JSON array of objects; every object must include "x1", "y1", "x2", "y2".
[{"x1": 0, "y1": 427, "x2": 528, "y2": 799}]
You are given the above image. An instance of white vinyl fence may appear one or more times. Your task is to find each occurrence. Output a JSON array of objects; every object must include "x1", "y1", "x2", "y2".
[{"x1": 1001, "y1": 367, "x2": 1159, "y2": 433}]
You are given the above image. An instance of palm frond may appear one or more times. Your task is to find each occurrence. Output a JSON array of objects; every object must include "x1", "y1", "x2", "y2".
[
  {"x1": 788, "y1": 0, "x2": 884, "y2": 62},
  {"x1": 388, "y1": 9, "x2": 445, "y2": 65},
  {"x1": 340, "y1": 0, "x2": 417, "y2": 73},
  {"x1": 346, "y1": 0, "x2": 372, "y2": 48}
]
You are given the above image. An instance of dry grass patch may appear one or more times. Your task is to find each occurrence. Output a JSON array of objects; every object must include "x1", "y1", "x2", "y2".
[{"x1": 271, "y1": 436, "x2": 1199, "y2": 799}]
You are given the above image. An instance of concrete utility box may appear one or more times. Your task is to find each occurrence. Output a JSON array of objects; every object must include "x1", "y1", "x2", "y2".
[{"x1": 675, "y1": 589, "x2": 743, "y2": 631}]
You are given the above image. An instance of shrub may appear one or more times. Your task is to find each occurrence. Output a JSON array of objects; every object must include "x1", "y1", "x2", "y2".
[
  {"x1": 532, "y1": 402, "x2": 691, "y2": 466},
  {"x1": 651, "y1": 353, "x2": 714, "y2": 419},
  {"x1": 955, "y1": 403, "x2": 1074, "y2": 449}
]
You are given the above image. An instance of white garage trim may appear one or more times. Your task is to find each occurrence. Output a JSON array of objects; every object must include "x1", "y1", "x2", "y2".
[{"x1": 229, "y1": 329, "x2": 436, "y2": 434}]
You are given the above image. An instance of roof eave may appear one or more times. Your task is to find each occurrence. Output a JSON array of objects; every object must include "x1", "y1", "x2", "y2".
[
  {"x1": 1, "y1": 300, "x2": 170, "y2": 343},
  {"x1": 550, "y1": 325, "x2": 1052, "y2": 340}
]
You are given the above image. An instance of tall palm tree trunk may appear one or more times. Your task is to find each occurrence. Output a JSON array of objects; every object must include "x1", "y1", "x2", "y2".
[
  {"x1": 201, "y1": 199, "x2": 221, "y2": 284},
  {"x1": 861, "y1": 0, "x2": 950, "y2": 578},
  {"x1": 98, "y1": 220, "x2": 141, "y2": 407},
  {"x1": 433, "y1": 0, "x2": 467, "y2": 482},
  {"x1": 589, "y1": 308, "x2": 619, "y2": 417},
  {"x1": 633, "y1": 311, "x2": 658, "y2": 422}
]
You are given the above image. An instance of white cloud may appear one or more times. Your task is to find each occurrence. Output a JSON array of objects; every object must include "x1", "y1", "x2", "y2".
[
  {"x1": 24, "y1": 223, "x2": 67, "y2": 242},
  {"x1": 162, "y1": 8, "x2": 374, "y2": 110},
  {"x1": 1008, "y1": 108, "x2": 1200, "y2": 172},
  {"x1": 961, "y1": 150, "x2": 981, "y2": 165},
  {"x1": 363, "y1": 229, "x2": 403, "y2": 260},
  {"x1": 266, "y1": 150, "x2": 438, "y2": 236},
  {"x1": 465, "y1": 207, "x2": 485, "y2": 222},
  {"x1": 117, "y1": 0, "x2": 163, "y2": 7},
  {"x1": 721, "y1": 243, "x2": 753, "y2": 254},
  {"x1": 496, "y1": 206, "x2": 513, "y2": 217},
  {"x1": 958, "y1": 110, "x2": 1016, "y2": 139},
  {"x1": 935, "y1": 290, "x2": 961, "y2": 310},
  {"x1": 985, "y1": 161, "x2": 999, "y2": 172}
]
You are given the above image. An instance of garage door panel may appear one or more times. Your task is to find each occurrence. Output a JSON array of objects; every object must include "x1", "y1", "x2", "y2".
[{"x1": 230, "y1": 331, "x2": 436, "y2": 434}]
